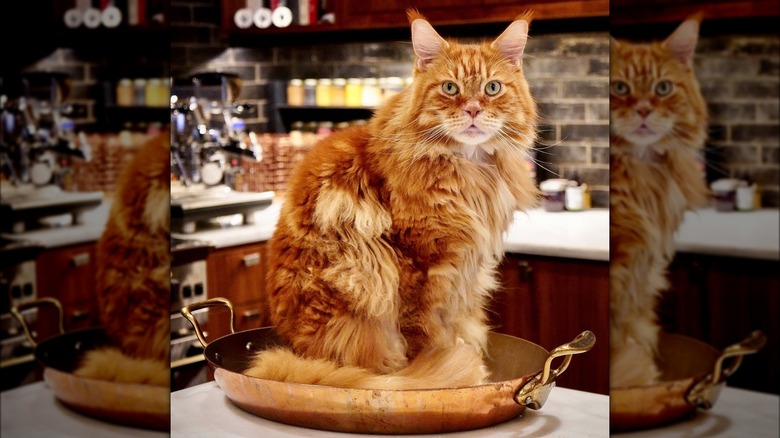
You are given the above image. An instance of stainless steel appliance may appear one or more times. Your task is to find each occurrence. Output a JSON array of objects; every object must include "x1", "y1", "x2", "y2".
[
  {"x1": 169, "y1": 72, "x2": 272, "y2": 235},
  {"x1": 0, "y1": 238, "x2": 44, "y2": 389},
  {"x1": 170, "y1": 237, "x2": 214, "y2": 390},
  {"x1": 1, "y1": 71, "x2": 102, "y2": 236}
]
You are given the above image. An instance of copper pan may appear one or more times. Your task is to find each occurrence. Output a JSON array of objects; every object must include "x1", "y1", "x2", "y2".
[
  {"x1": 181, "y1": 297, "x2": 596, "y2": 434},
  {"x1": 11, "y1": 298, "x2": 169, "y2": 431},
  {"x1": 610, "y1": 330, "x2": 766, "y2": 432}
]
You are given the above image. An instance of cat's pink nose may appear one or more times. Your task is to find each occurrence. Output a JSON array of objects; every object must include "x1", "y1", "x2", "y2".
[
  {"x1": 636, "y1": 107, "x2": 652, "y2": 118},
  {"x1": 464, "y1": 102, "x2": 482, "y2": 118}
]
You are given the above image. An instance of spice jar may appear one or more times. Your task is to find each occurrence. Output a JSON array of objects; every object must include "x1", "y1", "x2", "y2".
[
  {"x1": 287, "y1": 79, "x2": 304, "y2": 106},
  {"x1": 361, "y1": 77, "x2": 382, "y2": 107},
  {"x1": 331, "y1": 78, "x2": 346, "y2": 106},
  {"x1": 384, "y1": 77, "x2": 405, "y2": 101},
  {"x1": 345, "y1": 78, "x2": 363, "y2": 107},
  {"x1": 116, "y1": 78, "x2": 134, "y2": 106},
  {"x1": 145, "y1": 78, "x2": 168, "y2": 107},
  {"x1": 540, "y1": 178, "x2": 570, "y2": 212},
  {"x1": 133, "y1": 78, "x2": 147, "y2": 106},
  {"x1": 303, "y1": 79, "x2": 317, "y2": 106},
  {"x1": 315, "y1": 78, "x2": 333, "y2": 107}
]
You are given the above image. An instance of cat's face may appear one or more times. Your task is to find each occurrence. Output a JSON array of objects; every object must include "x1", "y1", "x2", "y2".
[
  {"x1": 610, "y1": 18, "x2": 707, "y2": 156},
  {"x1": 408, "y1": 15, "x2": 537, "y2": 156}
]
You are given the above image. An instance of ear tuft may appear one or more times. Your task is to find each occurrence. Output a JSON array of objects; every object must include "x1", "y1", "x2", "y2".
[{"x1": 406, "y1": 8, "x2": 426, "y2": 24}]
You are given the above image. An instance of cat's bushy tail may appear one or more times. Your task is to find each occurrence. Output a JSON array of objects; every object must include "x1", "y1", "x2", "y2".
[
  {"x1": 243, "y1": 343, "x2": 487, "y2": 390},
  {"x1": 73, "y1": 347, "x2": 169, "y2": 386}
]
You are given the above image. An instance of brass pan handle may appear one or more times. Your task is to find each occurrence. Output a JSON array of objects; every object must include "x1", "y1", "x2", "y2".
[
  {"x1": 686, "y1": 329, "x2": 766, "y2": 410},
  {"x1": 10, "y1": 297, "x2": 65, "y2": 348},
  {"x1": 180, "y1": 297, "x2": 235, "y2": 348},
  {"x1": 515, "y1": 330, "x2": 596, "y2": 410}
]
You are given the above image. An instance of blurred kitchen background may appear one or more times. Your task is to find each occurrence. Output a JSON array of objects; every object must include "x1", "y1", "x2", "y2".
[
  {"x1": 611, "y1": 0, "x2": 779, "y2": 398},
  {"x1": 1, "y1": 1, "x2": 170, "y2": 390}
]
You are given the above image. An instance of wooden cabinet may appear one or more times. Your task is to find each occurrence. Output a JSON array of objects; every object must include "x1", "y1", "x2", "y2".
[
  {"x1": 220, "y1": 0, "x2": 608, "y2": 35},
  {"x1": 35, "y1": 242, "x2": 99, "y2": 335},
  {"x1": 611, "y1": 0, "x2": 780, "y2": 25},
  {"x1": 489, "y1": 253, "x2": 610, "y2": 395},
  {"x1": 206, "y1": 241, "x2": 270, "y2": 336},
  {"x1": 660, "y1": 253, "x2": 779, "y2": 394}
]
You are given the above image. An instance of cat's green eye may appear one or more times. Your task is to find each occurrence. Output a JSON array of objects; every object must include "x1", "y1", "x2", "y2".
[
  {"x1": 442, "y1": 81, "x2": 459, "y2": 96},
  {"x1": 655, "y1": 80, "x2": 674, "y2": 96},
  {"x1": 611, "y1": 81, "x2": 630, "y2": 96},
  {"x1": 485, "y1": 81, "x2": 502, "y2": 96}
]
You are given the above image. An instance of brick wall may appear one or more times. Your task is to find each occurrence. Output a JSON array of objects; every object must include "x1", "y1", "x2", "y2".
[
  {"x1": 169, "y1": 1, "x2": 611, "y2": 206},
  {"x1": 697, "y1": 35, "x2": 779, "y2": 207}
]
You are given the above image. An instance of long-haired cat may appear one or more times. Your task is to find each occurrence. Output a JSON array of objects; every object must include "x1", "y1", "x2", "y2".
[
  {"x1": 73, "y1": 131, "x2": 170, "y2": 386},
  {"x1": 610, "y1": 16, "x2": 711, "y2": 388},
  {"x1": 244, "y1": 11, "x2": 539, "y2": 389}
]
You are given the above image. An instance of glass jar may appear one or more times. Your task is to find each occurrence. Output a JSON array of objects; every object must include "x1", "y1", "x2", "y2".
[
  {"x1": 345, "y1": 78, "x2": 363, "y2": 107},
  {"x1": 331, "y1": 78, "x2": 346, "y2": 106},
  {"x1": 315, "y1": 78, "x2": 333, "y2": 107},
  {"x1": 287, "y1": 79, "x2": 304, "y2": 106},
  {"x1": 303, "y1": 79, "x2": 317, "y2": 106},
  {"x1": 384, "y1": 77, "x2": 405, "y2": 101},
  {"x1": 133, "y1": 78, "x2": 147, "y2": 106},
  {"x1": 361, "y1": 78, "x2": 382, "y2": 107},
  {"x1": 145, "y1": 78, "x2": 168, "y2": 107},
  {"x1": 116, "y1": 78, "x2": 134, "y2": 106}
]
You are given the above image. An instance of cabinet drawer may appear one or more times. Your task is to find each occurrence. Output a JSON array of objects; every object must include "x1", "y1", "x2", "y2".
[
  {"x1": 36, "y1": 243, "x2": 97, "y2": 304},
  {"x1": 206, "y1": 242, "x2": 267, "y2": 306}
]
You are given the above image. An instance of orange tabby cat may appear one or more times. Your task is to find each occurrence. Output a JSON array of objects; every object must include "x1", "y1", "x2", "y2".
[
  {"x1": 245, "y1": 11, "x2": 539, "y2": 389},
  {"x1": 74, "y1": 131, "x2": 170, "y2": 386},
  {"x1": 610, "y1": 16, "x2": 711, "y2": 388}
]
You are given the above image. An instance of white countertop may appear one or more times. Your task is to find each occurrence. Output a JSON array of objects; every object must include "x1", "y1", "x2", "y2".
[
  {"x1": 504, "y1": 208, "x2": 610, "y2": 261},
  {"x1": 175, "y1": 200, "x2": 612, "y2": 261},
  {"x1": 170, "y1": 381, "x2": 609, "y2": 437},
  {"x1": 674, "y1": 208, "x2": 780, "y2": 261},
  {"x1": 614, "y1": 386, "x2": 779, "y2": 437},
  {"x1": 1, "y1": 199, "x2": 111, "y2": 248},
  {"x1": 3, "y1": 372, "x2": 776, "y2": 437},
  {"x1": 0, "y1": 381, "x2": 167, "y2": 438}
]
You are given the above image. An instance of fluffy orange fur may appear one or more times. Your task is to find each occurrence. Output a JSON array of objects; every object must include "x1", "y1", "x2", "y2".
[
  {"x1": 609, "y1": 16, "x2": 711, "y2": 388},
  {"x1": 247, "y1": 12, "x2": 539, "y2": 389},
  {"x1": 74, "y1": 131, "x2": 170, "y2": 386}
]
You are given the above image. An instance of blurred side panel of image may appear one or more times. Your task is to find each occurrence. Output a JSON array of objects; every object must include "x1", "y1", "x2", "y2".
[
  {"x1": 609, "y1": 0, "x2": 779, "y2": 436},
  {"x1": 1, "y1": 1, "x2": 171, "y2": 437}
]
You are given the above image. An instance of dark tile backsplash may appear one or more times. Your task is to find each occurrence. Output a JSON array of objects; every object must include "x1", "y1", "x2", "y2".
[{"x1": 696, "y1": 35, "x2": 780, "y2": 207}]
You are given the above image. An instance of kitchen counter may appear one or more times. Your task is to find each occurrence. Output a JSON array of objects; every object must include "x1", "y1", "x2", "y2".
[
  {"x1": 175, "y1": 200, "x2": 611, "y2": 261},
  {"x1": 614, "y1": 386, "x2": 779, "y2": 437},
  {"x1": 0, "y1": 198, "x2": 111, "y2": 248},
  {"x1": 674, "y1": 208, "x2": 779, "y2": 260},
  {"x1": 505, "y1": 208, "x2": 609, "y2": 261},
  {"x1": 0, "y1": 381, "x2": 167, "y2": 438},
  {"x1": 170, "y1": 381, "x2": 609, "y2": 437}
]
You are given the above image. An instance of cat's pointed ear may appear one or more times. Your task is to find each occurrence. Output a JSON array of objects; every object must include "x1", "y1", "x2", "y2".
[
  {"x1": 492, "y1": 14, "x2": 531, "y2": 67},
  {"x1": 664, "y1": 14, "x2": 702, "y2": 67},
  {"x1": 411, "y1": 17, "x2": 449, "y2": 71}
]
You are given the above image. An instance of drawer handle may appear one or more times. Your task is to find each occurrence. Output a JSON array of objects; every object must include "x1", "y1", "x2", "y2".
[
  {"x1": 71, "y1": 253, "x2": 90, "y2": 267},
  {"x1": 71, "y1": 309, "x2": 90, "y2": 321},
  {"x1": 243, "y1": 310, "x2": 261, "y2": 319},
  {"x1": 242, "y1": 253, "x2": 261, "y2": 267},
  {"x1": 518, "y1": 261, "x2": 533, "y2": 282}
]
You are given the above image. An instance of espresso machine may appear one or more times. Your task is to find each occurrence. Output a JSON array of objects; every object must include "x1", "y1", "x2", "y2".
[
  {"x1": 170, "y1": 72, "x2": 273, "y2": 234},
  {"x1": 1, "y1": 71, "x2": 102, "y2": 235}
]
